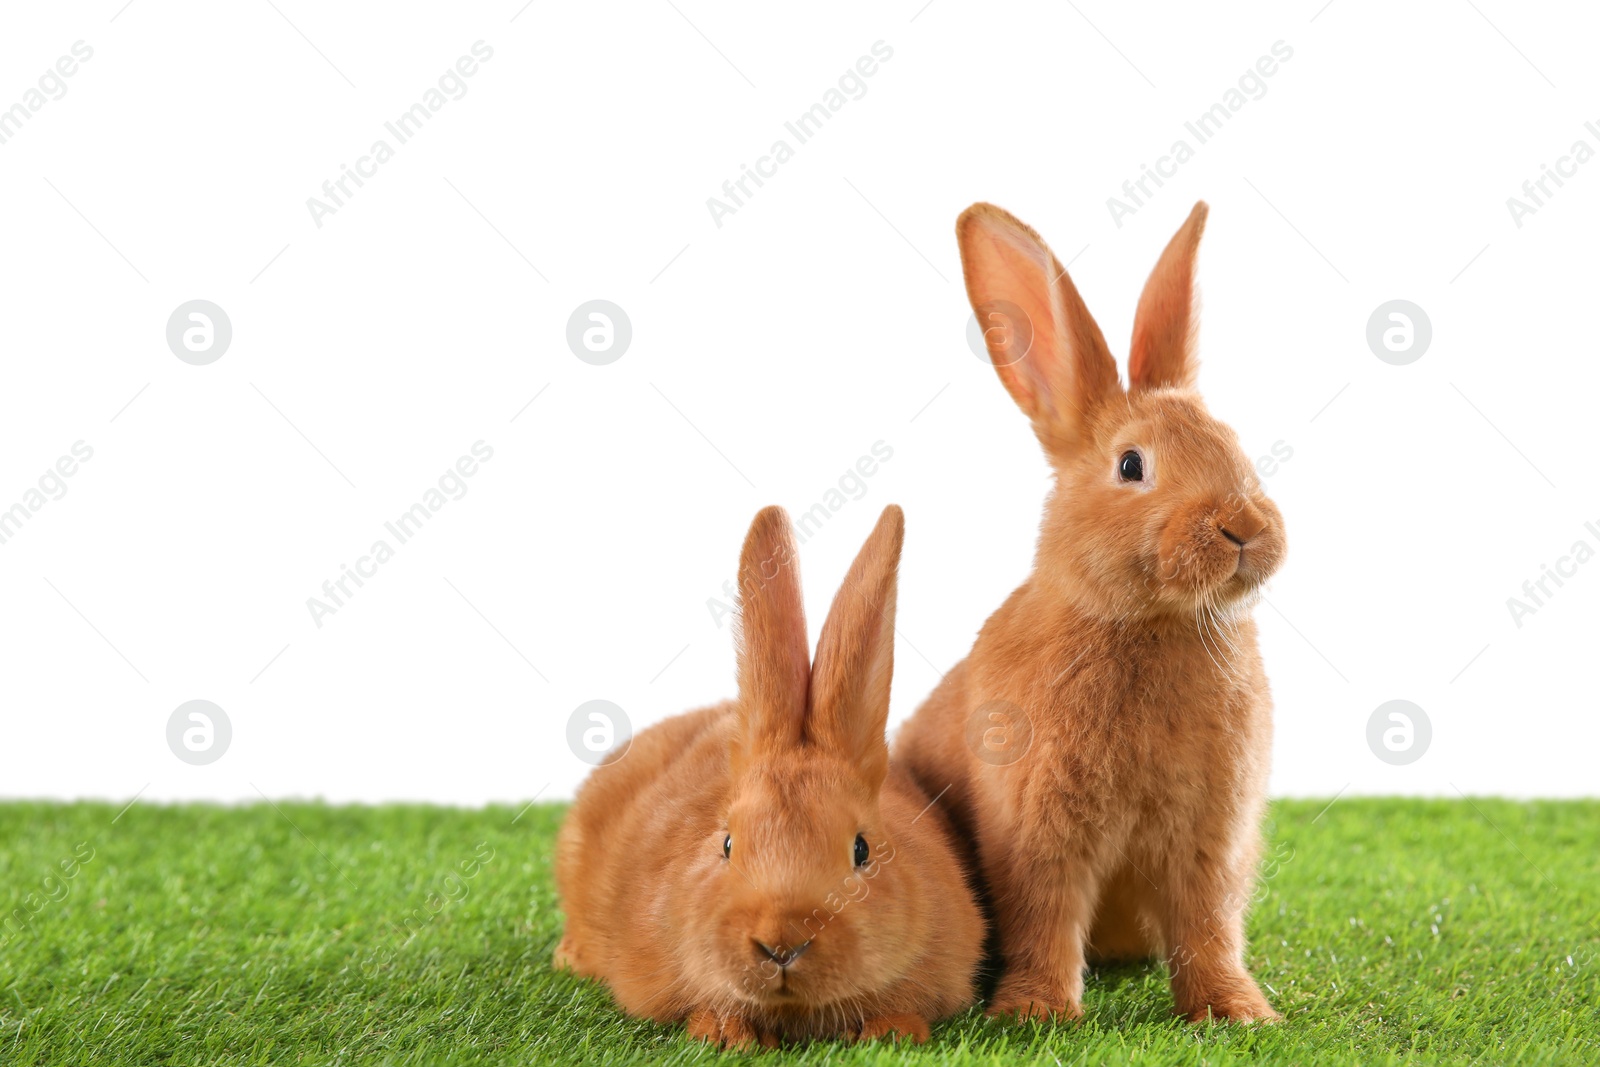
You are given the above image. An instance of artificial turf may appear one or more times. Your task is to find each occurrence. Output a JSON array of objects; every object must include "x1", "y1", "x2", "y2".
[{"x1": 0, "y1": 798, "x2": 1593, "y2": 1065}]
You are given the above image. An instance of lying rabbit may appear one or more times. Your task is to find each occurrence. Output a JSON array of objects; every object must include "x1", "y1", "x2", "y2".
[{"x1": 557, "y1": 505, "x2": 984, "y2": 1047}]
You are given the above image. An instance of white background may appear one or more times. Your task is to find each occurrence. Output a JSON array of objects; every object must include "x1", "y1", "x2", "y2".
[{"x1": 1, "y1": 1, "x2": 1594, "y2": 805}]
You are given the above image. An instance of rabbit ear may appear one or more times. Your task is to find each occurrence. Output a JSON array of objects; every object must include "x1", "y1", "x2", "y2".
[
  {"x1": 957, "y1": 203, "x2": 1121, "y2": 449},
  {"x1": 734, "y1": 506, "x2": 810, "y2": 753},
  {"x1": 808, "y1": 505, "x2": 903, "y2": 790},
  {"x1": 1130, "y1": 201, "x2": 1208, "y2": 392}
]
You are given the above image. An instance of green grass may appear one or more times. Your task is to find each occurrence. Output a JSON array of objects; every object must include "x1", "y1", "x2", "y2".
[{"x1": 0, "y1": 799, "x2": 1594, "y2": 1065}]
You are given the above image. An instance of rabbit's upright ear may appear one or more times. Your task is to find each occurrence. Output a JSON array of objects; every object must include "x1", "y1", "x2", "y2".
[
  {"x1": 808, "y1": 505, "x2": 903, "y2": 791},
  {"x1": 734, "y1": 506, "x2": 810, "y2": 756},
  {"x1": 1129, "y1": 201, "x2": 1208, "y2": 392},
  {"x1": 957, "y1": 204, "x2": 1121, "y2": 450}
]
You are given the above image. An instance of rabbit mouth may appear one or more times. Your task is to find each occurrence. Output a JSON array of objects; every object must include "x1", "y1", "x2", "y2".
[
  {"x1": 759, "y1": 962, "x2": 814, "y2": 1000},
  {"x1": 734, "y1": 964, "x2": 856, "y2": 1012},
  {"x1": 730, "y1": 958, "x2": 805, "y2": 1005},
  {"x1": 740, "y1": 977, "x2": 809, "y2": 1010},
  {"x1": 1149, "y1": 510, "x2": 1283, "y2": 609},
  {"x1": 1204, "y1": 555, "x2": 1274, "y2": 603},
  {"x1": 1223, "y1": 549, "x2": 1265, "y2": 586},
  {"x1": 1147, "y1": 549, "x2": 1256, "y2": 606},
  {"x1": 1225, "y1": 538, "x2": 1285, "y2": 595}
]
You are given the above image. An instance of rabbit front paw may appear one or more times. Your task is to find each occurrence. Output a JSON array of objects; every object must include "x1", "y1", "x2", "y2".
[
  {"x1": 686, "y1": 1007, "x2": 776, "y2": 1049},
  {"x1": 855, "y1": 1012, "x2": 930, "y2": 1043}
]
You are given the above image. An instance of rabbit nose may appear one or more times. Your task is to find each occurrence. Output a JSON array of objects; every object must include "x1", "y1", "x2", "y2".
[
  {"x1": 753, "y1": 939, "x2": 811, "y2": 967},
  {"x1": 1218, "y1": 503, "x2": 1267, "y2": 547}
]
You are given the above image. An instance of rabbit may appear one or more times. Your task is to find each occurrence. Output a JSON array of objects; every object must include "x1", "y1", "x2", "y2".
[
  {"x1": 894, "y1": 201, "x2": 1287, "y2": 1025},
  {"x1": 554, "y1": 505, "x2": 984, "y2": 1048}
]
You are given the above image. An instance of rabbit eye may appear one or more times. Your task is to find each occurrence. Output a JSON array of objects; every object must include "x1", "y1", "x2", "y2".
[
  {"x1": 853, "y1": 834, "x2": 869, "y2": 867},
  {"x1": 1118, "y1": 450, "x2": 1144, "y2": 483},
  {"x1": 723, "y1": 834, "x2": 732, "y2": 859}
]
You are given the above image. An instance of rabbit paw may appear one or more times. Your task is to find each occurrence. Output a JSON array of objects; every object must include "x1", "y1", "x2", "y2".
[
  {"x1": 1177, "y1": 979, "x2": 1281, "y2": 1025},
  {"x1": 855, "y1": 1013, "x2": 930, "y2": 1044},
  {"x1": 686, "y1": 1008, "x2": 775, "y2": 1049},
  {"x1": 1181, "y1": 996, "x2": 1281, "y2": 1025},
  {"x1": 987, "y1": 979, "x2": 1082, "y2": 1023},
  {"x1": 551, "y1": 935, "x2": 587, "y2": 975}
]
